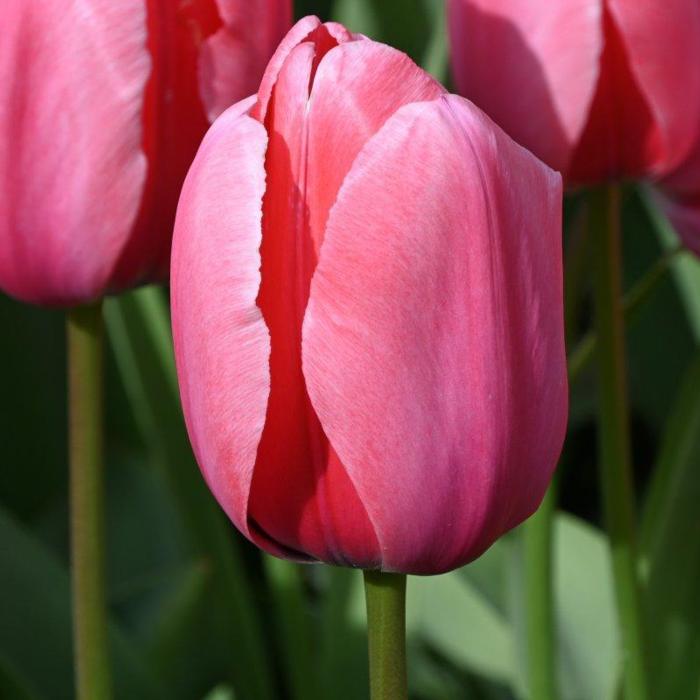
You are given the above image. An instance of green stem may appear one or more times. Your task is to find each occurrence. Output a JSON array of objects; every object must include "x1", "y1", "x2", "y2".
[
  {"x1": 568, "y1": 246, "x2": 683, "y2": 383},
  {"x1": 523, "y1": 486, "x2": 557, "y2": 700},
  {"x1": 590, "y1": 185, "x2": 649, "y2": 700},
  {"x1": 68, "y1": 303, "x2": 111, "y2": 700},
  {"x1": 363, "y1": 571, "x2": 408, "y2": 700}
]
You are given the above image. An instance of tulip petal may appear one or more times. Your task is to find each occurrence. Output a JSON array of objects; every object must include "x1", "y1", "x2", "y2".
[
  {"x1": 306, "y1": 40, "x2": 444, "y2": 248},
  {"x1": 303, "y1": 95, "x2": 567, "y2": 574},
  {"x1": 246, "y1": 42, "x2": 381, "y2": 566},
  {"x1": 248, "y1": 38, "x2": 444, "y2": 566},
  {"x1": 252, "y1": 15, "x2": 323, "y2": 122},
  {"x1": 199, "y1": 0, "x2": 292, "y2": 122},
  {"x1": 607, "y1": 0, "x2": 700, "y2": 176},
  {"x1": 0, "y1": 0, "x2": 149, "y2": 305},
  {"x1": 171, "y1": 104, "x2": 270, "y2": 546},
  {"x1": 447, "y1": 0, "x2": 602, "y2": 174},
  {"x1": 110, "y1": 0, "x2": 221, "y2": 292},
  {"x1": 653, "y1": 190, "x2": 700, "y2": 258}
]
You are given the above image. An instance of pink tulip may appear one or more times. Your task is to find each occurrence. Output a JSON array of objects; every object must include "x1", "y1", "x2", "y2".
[
  {"x1": 0, "y1": 0, "x2": 291, "y2": 306},
  {"x1": 171, "y1": 16, "x2": 568, "y2": 574},
  {"x1": 447, "y1": 0, "x2": 700, "y2": 186}
]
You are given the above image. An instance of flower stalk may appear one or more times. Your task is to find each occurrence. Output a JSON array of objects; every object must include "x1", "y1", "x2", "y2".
[
  {"x1": 590, "y1": 185, "x2": 649, "y2": 700},
  {"x1": 68, "y1": 302, "x2": 112, "y2": 700},
  {"x1": 363, "y1": 571, "x2": 408, "y2": 700}
]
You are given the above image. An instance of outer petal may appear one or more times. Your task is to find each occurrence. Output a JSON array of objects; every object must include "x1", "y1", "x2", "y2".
[
  {"x1": 199, "y1": 0, "x2": 292, "y2": 122},
  {"x1": 447, "y1": 0, "x2": 602, "y2": 173},
  {"x1": 0, "y1": 0, "x2": 149, "y2": 306},
  {"x1": 303, "y1": 95, "x2": 567, "y2": 574},
  {"x1": 171, "y1": 103, "x2": 269, "y2": 545},
  {"x1": 306, "y1": 40, "x2": 444, "y2": 248},
  {"x1": 607, "y1": 0, "x2": 700, "y2": 177}
]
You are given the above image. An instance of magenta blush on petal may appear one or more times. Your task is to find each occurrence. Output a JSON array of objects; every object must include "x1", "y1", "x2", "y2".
[{"x1": 303, "y1": 95, "x2": 566, "y2": 573}]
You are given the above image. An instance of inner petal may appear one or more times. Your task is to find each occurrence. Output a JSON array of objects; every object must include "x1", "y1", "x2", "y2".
[
  {"x1": 567, "y1": 6, "x2": 661, "y2": 184},
  {"x1": 110, "y1": 0, "x2": 222, "y2": 289},
  {"x1": 248, "y1": 37, "x2": 380, "y2": 566}
]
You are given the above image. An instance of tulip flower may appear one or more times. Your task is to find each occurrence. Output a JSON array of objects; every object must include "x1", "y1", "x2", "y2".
[
  {"x1": 0, "y1": 0, "x2": 291, "y2": 306},
  {"x1": 447, "y1": 0, "x2": 700, "y2": 186},
  {"x1": 171, "y1": 16, "x2": 568, "y2": 576}
]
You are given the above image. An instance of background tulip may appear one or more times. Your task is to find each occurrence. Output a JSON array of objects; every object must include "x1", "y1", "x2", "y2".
[
  {"x1": 171, "y1": 16, "x2": 568, "y2": 576},
  {"x1": 0, "y1": 0, "x2": 291, "y2": 307},
  {"x1": 447, "y1": 0, "x2": 700, "y2": 186}
]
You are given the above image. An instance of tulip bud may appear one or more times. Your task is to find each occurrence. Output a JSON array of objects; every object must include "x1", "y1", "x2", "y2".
[
  {"x1": 0, "y1": 0, "x2": 291, "y2": 306},
  {"x1": 447, "y1": 0, "x2": 700, "y2": 187},
  {"x1": 171, "y1": 17, "x2": 568, "y2": 574}
]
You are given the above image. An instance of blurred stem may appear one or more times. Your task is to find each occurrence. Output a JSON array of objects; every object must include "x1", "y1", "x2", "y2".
[
  {"x1": 523, "y1": 486, "x2": 557, "y2": 700},
  {"x1": 364, "y1": 571, "x2": 407, "y2": 700},
  {"x1": 568, "y1": 245, "x2": 683, "y2": 382},
  {"x1": 68, "y1": 303, "x2": 111, "y2": 700},
  {"x1": 590, "y1": 185, "x2": 649, "y2": 700}
]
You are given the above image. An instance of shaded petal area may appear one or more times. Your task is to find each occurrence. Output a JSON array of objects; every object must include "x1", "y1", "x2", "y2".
[
  {"x1": 447, "y1": 0, "x2": 601, "y2": 174},
  {"x1": 303, "y1": 95, "x2": 567, "y2": 574},
  {"x1": 110, "y1": 0, "x2": 221, "y2": 292},
  {"x1": 607, "y1": 0, "x2": 700, "y2": 178},
  {"x1": 171, "y1": 104, "x2": 271, "y2": 547},
  {"x1": 248, "y1": 36, "x2": 444, "y2": 566},
  {"x1": 0, "y1": 0, "x2": 149, "y2": 305},
  {"x1": 248, "y1": 42, "x2": 380, "y2": 566},
  {"x1": 566, "y1": 6, "x2": 659, "y2": 184}
]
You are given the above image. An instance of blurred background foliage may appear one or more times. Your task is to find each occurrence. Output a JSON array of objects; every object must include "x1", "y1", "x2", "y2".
[{"x1": 2, "y1": 1, "x2": 700, "y2": 698}]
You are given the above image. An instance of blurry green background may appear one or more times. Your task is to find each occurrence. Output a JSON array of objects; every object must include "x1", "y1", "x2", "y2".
[{"x1": 2, "y1": 1, "x2": 700, "y2": 698}]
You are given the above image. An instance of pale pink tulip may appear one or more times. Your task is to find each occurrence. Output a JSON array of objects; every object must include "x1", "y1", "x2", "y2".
[
  {"x1": 447, "y1": 0, "x2": 700, "y2": 186},
  {"x1": 171, "y1": 17, "x2": 568, "y2": 574},
  {"x1": 0, "y1": 0, "x2": 291, "y2": 306}
]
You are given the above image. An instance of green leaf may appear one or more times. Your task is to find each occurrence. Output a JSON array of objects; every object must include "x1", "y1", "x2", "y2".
[
  {"x1": 144, "y1": 561, "x2": 211, "y2": 692},
  {"x1": 331, "y1": 0, "x2": 380, "y2": 37},
  {"x1": 641, "y1": 353, "x2": 700, "y2": 699},
  {"x1": 0, "y1": 655, "x2": 35, "y2": 700},
  {"x1": 202, "y1": 685, "x2": 236, "y2": 700},
  {"x1": 421, "y1": 0, "x2": 448, "y2": 82},
  {"x1": 264, "y1": 557, "x2": 319, "y2": 700},
  {"x1": 104, "y1": 287, "x2": 275, "y2": 700},
  {"x1": 331, "y1": 0, "x2": 431, "y2": 62},
  {"x1": 317, "y1": 567, "x2": 368, "y2": 700},
  {"x1": 0, "y1": 505, "x2": 158, "y2": 700},
  {"x1": 402, "y1": 514, "x2": 616, "y2": 700},
  {"x1": 553, "y1": 515, "x2": 618, "y2": 700},
  {"x1": 409, "y1": 562, "x2": 516, "y2": 685}
]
